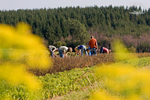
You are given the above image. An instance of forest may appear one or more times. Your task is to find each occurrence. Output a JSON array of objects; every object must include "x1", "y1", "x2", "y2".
[{"x1": 0, "y1": 5, "x2": 150, "y2": 52}]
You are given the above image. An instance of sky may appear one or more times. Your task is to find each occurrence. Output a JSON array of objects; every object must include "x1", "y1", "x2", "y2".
[{"x1": 0, "y1": 0, "x2": 150, "y2": 11}]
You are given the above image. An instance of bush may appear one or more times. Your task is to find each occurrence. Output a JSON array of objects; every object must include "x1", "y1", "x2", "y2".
[{"x1": 54, "y1": 41, "x2": 67, "y2": 47}]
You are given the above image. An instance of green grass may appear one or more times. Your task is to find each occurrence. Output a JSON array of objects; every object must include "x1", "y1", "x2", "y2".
[
  {"x1": 1, "y1": 56, "x2": 150, "y2": 100},
  {"x1": 121, "y1": 57, "x2": 150, "y2": 67},
  {"x1": 48, "y1": 56, "x2": 150, "y2": 100},
  {"x1": 50, "y1": 82, "x2": 102, "y2": 100},
  {"x1": 39, "y1": 67, "x2": 96, "y2": 99}
]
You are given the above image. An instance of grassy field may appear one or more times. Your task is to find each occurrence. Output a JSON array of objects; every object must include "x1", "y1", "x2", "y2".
[
  {"x1": 1, "y1": 53, "x2": 150, "y2": 100},
  {"x1": 49, "y1": 55, "x2": 150, "y2": 100}
]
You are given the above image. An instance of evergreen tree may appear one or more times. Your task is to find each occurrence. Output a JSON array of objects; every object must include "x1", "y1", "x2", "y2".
[{"x1": 69, "y1": 18, "x2": 89, "y2": 44}]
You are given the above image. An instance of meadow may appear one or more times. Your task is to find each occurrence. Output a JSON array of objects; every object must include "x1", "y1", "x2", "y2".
[
  {"x1": 1, "y1": 23, "x2": 150, "y2": 100},
  {"x1": 1, "y1": 52, "x2": 150, "y2": 100}
]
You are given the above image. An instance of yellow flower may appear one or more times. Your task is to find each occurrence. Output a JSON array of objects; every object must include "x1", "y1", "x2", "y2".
[
  {"x1": 92, "y1": 40, "x2": 150, "y2": 99},
  {"x1": 0, "y1": 22, "x2": 52, "y2": 91}
]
